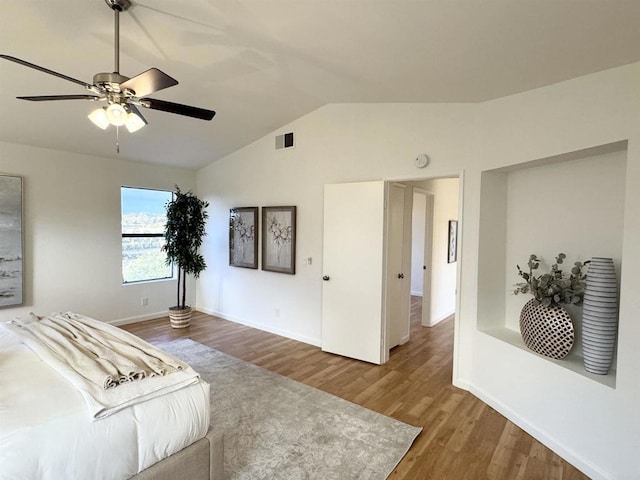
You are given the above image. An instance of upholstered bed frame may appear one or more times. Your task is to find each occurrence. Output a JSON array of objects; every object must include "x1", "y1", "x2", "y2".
[{"x1": 130, "y1": 429, "x2": 224, "y2": 480}]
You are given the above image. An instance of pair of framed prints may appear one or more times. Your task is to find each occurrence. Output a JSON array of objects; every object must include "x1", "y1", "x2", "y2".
[{"x1": 229, "y1": 206, "x2": 296, "y2": 274}]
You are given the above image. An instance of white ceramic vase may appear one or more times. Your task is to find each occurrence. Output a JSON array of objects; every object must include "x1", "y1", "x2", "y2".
[{"x1": 581, "y1": 257, "x2": 618, "y2": 375}]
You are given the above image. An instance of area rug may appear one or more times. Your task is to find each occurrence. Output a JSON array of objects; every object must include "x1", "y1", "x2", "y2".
[{"x1": 160, "y1": 338, "x2": 421, "y2": 479}]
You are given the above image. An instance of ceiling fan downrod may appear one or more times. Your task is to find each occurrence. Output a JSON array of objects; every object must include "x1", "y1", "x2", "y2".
[{"x1": 105, "y1": 0, "x2": 131, "y2": 74}]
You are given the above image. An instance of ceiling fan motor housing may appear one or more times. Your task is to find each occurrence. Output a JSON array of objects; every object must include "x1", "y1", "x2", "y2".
[
  {"x1": 105, "y1": 0, "x2": 131, "y2": 12},
  {"x1": 92, "y1": 72, "x2": 130, "y2": 93}
]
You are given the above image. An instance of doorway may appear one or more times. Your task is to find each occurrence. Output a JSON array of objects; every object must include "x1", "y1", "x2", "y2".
[
  {"x1": 321, "y1": 176, "x2": 461, "y2": 366},
  {"x1": 403, "y1": 178, "x2": 460, "y2": 331}
]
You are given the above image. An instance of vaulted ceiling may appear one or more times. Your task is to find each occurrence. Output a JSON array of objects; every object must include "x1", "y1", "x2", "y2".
[{"x1": 2, "y1": 0, "x2": 640, "y2": 169}]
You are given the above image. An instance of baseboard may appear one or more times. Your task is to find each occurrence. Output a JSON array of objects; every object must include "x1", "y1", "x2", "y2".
[
  {"x1": 109, "y1": 311, "x2": 168, "y2": 326},
  {"x1": 466, "y1": 382, "x2": 613, "y2": 480},
  {"x1": 197, "y1": 306, "x2": 322, "y2": 347},
  {"x1": 425, "y1": 310, "x2": 455, "y2": 327},
  {"x1": 451, "y1": 377, "x2": 471, "y2": 392}
]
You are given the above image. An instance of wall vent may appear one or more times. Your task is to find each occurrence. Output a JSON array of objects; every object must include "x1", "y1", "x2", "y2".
[{"x1": 275, "y1": 132, "x2": 294, "y2": 150}]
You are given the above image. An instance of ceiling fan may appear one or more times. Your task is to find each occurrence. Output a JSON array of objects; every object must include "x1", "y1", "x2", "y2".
[{"x1": 0, "y1": 0, "x2": 216, "y2": 134}]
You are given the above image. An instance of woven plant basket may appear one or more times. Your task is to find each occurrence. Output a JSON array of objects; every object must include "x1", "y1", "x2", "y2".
[
  {"x1": 519, "y1": 299, "x2": 574, "y2": 359},
  {"x1": 169, "y1": 306, "x2": 192, "y2": 329}
]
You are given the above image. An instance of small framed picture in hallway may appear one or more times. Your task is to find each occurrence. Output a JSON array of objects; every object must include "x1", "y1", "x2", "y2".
[{"x1": 448, "y1": 220, "x2": 457, "y2": 264}]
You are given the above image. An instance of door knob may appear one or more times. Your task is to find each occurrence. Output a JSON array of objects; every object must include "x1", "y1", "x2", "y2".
[
  {"x1": 423, "y1": 265, "x2": 426, "y2": 270},
  {"x1": 322, "y1": 275, "x2": 330, "y2": 281},
  {"x1": 397, "y1": 273, "x2": 404, "y2": 279}
]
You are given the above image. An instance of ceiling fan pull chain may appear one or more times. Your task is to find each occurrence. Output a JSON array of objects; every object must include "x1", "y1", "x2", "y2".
[{"x1": 116, "y1": 125, "x2": 120, "y2": 154}]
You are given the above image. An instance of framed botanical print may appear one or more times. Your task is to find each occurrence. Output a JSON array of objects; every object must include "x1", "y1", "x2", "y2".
[
  {"x1": 229, "y1": 207, "x2": 258, "y2": 269},
  {"x1": 448, "y1": 220, "x2": 458, "y2": 264},
  {"x1": 262, "y1": 206, "x2": 296, "y2": 274}
]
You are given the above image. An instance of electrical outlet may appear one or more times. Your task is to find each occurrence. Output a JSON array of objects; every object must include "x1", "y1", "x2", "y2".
[
  {"x1": 141, "y1": 297, "x2": 148, "y2": 307},
  {"x1": 275, "y1": 308, "x2": 280, "y2": 318}
]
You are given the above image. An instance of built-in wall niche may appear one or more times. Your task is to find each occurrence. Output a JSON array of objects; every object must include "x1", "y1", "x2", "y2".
[{"x1": 477, "y1": 141, "x2": 627, "y2": 388}]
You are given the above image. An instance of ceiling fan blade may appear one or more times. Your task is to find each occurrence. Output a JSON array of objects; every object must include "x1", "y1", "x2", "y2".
[
  {"x1": 0, "y1": 55, "x2": 91, "y2": 89},
  {"x1": 120, "y1": 68, "x2": 178, "y2": 97},
  {"x1": 128, "y1": 104, "x2": 148, "y2": 122},
  {"x1": 141, "y1": 98, "x2": 216, "y2": 121},
  {"x1": 17, "y1": 94, "x2": 101, "y2": 102}
]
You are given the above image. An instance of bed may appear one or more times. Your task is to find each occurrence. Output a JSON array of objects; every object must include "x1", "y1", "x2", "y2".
[{"x1": 0, "y1": 312, "x2": 223, "y2": 480}]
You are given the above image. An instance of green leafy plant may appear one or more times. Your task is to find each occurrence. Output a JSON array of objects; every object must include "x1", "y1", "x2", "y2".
[
  {"x1": 162, "y1": 186, "x2": 209, "y2": 310},
  {"x1": 514, "y1": 253, "x2": 588, "y2": 307}
]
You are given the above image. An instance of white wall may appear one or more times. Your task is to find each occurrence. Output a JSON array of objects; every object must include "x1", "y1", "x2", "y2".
[
  {"x1": 196, "y1": 62, "x2": 640, "y2": 479},
  {"x1": 0, "y1": 142, "x2": 196, "y2": 325}
]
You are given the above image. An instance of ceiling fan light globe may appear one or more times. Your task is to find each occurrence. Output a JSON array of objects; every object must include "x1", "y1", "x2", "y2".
[
  {"x1": 125, "y1": 111, "x2": 147, "y2": 133},
  {"x1": 88, "y1": 107, "x2": 110, "y2": 129},
  {"x1": 106, "y1": 103, "x2": 128, "y2": 126}
]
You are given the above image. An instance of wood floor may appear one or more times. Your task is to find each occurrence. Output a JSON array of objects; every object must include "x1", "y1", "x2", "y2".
[{"x1": 121, "y1": 297, "x2": 589, "y2": 480}]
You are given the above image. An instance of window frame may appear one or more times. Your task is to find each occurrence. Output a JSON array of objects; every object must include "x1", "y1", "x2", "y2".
[{"x1": 121, "y1": 186, "x2": 174, "y2": 284}]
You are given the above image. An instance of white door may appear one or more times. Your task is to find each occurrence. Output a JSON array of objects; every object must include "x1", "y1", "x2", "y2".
[
  {"x1": 410, "y1": 191, "x2": 426, "y2": 296},
  {"x1": 322, "y1": 181, "x2": 386, "y2": 364},
  {"x1": 418, "y1": 189, "x2": 435, "y2": 327},
  {"x1": 386, "y1": 183, "x2": 408, "y2": 349}
]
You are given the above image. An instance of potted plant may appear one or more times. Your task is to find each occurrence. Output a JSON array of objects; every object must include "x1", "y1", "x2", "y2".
[
  {"x1": 162, "y1": 186, "x2": 209, "y2": 329},
  {"x1": 513, "y1": 253, "x2": 588, "y2": 359},
  {"x1": 514, "y1": 253, "x2": 588, "y2": 307}
]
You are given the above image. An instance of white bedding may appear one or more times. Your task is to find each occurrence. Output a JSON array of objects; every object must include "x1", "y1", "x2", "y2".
[
  {"x1": 0, "y1": 327, "x2": 210, "y2": 480},
  {"x1": 3, "y1": 312, "x2": 202, "y2": 419}
]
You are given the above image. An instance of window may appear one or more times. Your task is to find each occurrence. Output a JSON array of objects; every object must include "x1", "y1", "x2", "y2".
[{"x1": 121, "y1": 187, "x2": 173, "y2": 283}]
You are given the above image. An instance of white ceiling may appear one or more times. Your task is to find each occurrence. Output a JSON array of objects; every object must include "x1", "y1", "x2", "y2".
[{"x1": 2, "y1": 0, "x2": 640, "y2": 170}]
